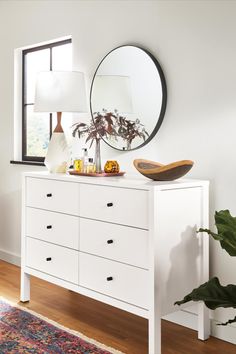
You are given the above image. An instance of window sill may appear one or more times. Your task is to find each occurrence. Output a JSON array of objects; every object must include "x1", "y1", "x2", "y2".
[{"x1": 10, "y1": 160, "x2": 45, "y2": 167}]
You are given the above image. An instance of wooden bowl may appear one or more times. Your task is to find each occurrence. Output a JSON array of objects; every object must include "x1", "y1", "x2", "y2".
[{"x1": 133, "y1": 159, "x2": 194, "y2": 181}]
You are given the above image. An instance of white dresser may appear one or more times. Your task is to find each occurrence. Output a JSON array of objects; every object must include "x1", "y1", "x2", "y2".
[{"x1": 21, "y1": 172, "x2": 210, "y2": 354}]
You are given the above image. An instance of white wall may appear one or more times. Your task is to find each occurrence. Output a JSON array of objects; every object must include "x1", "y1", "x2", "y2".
[{"x1": 0, "y1": 0, "x2": 236, "y2": 342}]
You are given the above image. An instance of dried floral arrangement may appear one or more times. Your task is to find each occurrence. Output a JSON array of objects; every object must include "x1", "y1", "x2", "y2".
[
  {"x1": 115, "y1": 114, "x2": 149, "y2": 149},
  {"x1": 72, "y1": 109, "x2": 149, "y2": 149},
  {"x1": 72, "y1": 111, "x2": 117, "y2": 147}
]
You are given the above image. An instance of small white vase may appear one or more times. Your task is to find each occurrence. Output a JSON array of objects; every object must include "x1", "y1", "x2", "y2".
[{"x1": 44, "y1": 132, "x2": 70, "y2": 173}]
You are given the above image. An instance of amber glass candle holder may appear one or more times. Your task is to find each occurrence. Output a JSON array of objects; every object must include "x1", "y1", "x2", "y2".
[{"x1": 104, "y1": 160, "x2": 120, "y2": 173}]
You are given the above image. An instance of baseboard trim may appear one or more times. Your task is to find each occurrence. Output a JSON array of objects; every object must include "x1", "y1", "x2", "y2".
[
  {"x1": 163, "y1": 309, "x2": 235, "y2": 345},
  {"x1": 211, "y1": 319, "x2": 236, "y2": 345},
  {"x1": 163, "y1": 309, "x2": 198, "y2": 330},
  {"x1": 0, "y1": 248, "x2": 20, "y2": 266}
]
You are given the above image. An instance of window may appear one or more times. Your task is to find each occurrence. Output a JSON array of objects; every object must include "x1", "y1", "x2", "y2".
[{"x1": 22, "y1": 39, "x2": 72, "y2": 162}]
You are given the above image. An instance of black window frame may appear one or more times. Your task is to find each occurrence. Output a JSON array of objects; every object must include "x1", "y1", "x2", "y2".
[{"x1": 22, "y1": 38, "x2": 72, "y2": 162}]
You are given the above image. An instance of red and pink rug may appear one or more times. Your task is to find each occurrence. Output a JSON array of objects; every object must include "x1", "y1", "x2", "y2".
[{"x1": 0, "y1": 298, "x2": 122, "y2": 353}]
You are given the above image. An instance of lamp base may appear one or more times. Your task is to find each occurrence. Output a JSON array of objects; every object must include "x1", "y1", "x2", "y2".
[{"x1": 44, "y1": 132, "x2": 70, "y2": 173}]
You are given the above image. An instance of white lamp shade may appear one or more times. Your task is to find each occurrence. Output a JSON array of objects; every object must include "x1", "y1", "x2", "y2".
[
  {"x1": 34, "y1": 71, "x2": 87, "y2": 112},
  {"x1": 91, "y1": 75, "x2": 133, "y2": 113}
]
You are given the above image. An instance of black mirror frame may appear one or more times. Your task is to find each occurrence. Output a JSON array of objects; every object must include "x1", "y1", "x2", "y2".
[{"x1": 90, "y1": 44, "x2": 167, "y2": 151}]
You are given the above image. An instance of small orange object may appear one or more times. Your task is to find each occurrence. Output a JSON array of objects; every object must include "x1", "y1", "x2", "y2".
[{"x1": 104, "y1": 160, "x2": 120, "y2": 173}]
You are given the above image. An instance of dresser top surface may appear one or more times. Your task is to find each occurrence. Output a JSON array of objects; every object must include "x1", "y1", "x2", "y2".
[{"x1": 23, "y1": 171, "x2": 209, "y2": 191}]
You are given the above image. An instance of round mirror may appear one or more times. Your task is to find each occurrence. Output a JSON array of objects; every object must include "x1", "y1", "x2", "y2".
[{"x1": 90, "y1": 45, "x2": 167, "y2": 151}]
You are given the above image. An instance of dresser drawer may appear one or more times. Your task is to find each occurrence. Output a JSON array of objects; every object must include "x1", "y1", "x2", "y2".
[
  {"x1": 26, "y1": 238, "x2": 79, "y2": 284},
  {"x1": 79, "y1": 253, "x2": 148, "y2": 309},
  {"x1": 26, "y1": 177, "x2": 79, "y2": 215},
  {"x1": 80, "y1": 184, "x2": 148, "y2": 229},
  {"x1": 80, "y1": 218, "x2": 148, "y2": 269},
  {"x1": 26, "y1": 208, "x2": 79, "y2": 249}
]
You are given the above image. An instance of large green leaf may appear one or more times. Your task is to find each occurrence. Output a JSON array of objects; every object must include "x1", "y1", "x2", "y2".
[
  {"x1": 175, "y1": 277, "x2": 236, "y2": 325},
  {"x1": 199, "y1": 210, "x2": 236, "y2": 256}
]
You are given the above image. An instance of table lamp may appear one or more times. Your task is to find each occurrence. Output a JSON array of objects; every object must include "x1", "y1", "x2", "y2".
[{"x1": 34, "y1": 71, "x2": 87, "y2": 173}]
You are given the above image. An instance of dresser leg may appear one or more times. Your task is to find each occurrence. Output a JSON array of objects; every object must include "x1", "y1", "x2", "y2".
[
  {"x1": 20, "y1": 270, "x2": 30, "y2": 302},
  {"x1": 198, "y1": 302, "x2": 210, "y2": 340},
  {"x1": 148, "y1": 313, "x2": 161, "y2": 354}
]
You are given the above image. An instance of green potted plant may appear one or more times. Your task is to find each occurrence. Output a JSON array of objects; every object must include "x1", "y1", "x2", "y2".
[{"x1": 175, "y1": 209, "x2": 236, "y2": 326}]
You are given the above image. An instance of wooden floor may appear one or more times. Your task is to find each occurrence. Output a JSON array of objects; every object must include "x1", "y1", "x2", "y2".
[{"x1": 0, "y1": 260, "x2": 235, "y2": 354}]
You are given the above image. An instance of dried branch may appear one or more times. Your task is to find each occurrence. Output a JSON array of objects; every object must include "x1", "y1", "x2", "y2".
[{"x1": 72, "y1": 109, "x2": 149, "y2": 149}]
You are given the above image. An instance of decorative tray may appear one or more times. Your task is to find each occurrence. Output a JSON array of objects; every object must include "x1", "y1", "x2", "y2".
[{"x1": 68, "y1": 170, "x2": 125, "y2": 177}]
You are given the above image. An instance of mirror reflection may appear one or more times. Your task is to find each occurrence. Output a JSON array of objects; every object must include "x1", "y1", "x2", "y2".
[{"x1": 90, "y1": 45, "x2": 167, "y2": 151}]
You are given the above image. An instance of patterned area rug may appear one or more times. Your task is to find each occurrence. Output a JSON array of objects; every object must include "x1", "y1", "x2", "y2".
[{"x1": 0, "y1": 298, "x2": 123, "y2": 354}]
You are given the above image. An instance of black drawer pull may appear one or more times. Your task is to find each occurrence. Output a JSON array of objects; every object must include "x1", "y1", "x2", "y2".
[
  {"x1": 107, "y1": 202, "x2": 113, "y2": 207},
  {"x1": 46, "y1": 257, "x2": 52, "y2": 261},
  {"x1": 46, "y1": 193, "x2": 52, "y2": 198},
  {"x1": 46, "y1": 225, "x2": 52, "y2": 229},
  {"x1": 107, "y1": 276, "x2": 113, "y2": 281},
  {"x1": 107, "y1": 239, "x2": 114, "y2": 244}
]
